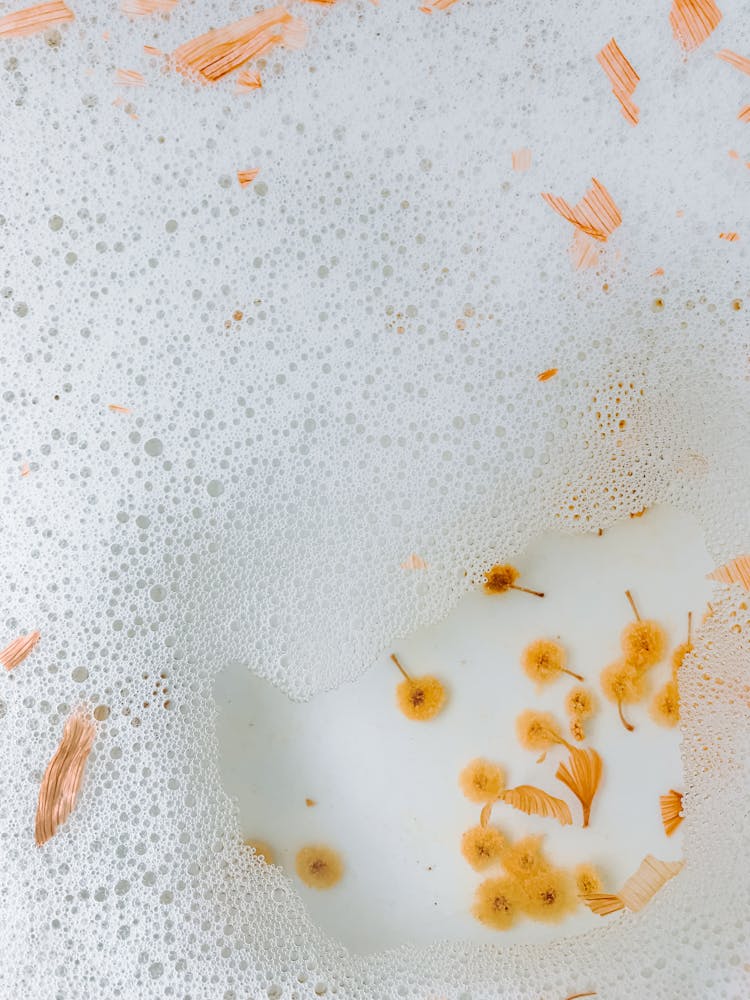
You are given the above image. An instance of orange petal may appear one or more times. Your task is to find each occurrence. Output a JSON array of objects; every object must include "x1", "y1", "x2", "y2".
[
  {"x1": 35, "y1": 711, "x2": 95, "y2": 846},
  {"x1": 719, "y1": 231, "x2": 739, "y2": 241},
  {"x1": 555, "y1": 746, "x2": 602, "y2": 828},
  {"x1": 739, "y1": 106, "x2": 750, "y2": 122},
  {"x1": 420, "y1": 0, "x2": 459, "y2": 10},
  {"x1": 1, "y1": 630, "x2": 40, "y2": 671},
  {"x1": 20, "y1": 463, "x2": 30, "y2": 477},
  {"x1": 716, "y1": 48, "x2": 750, "y2": 76},
  {"x1": 660, "y1": 789, "x2": 684, "y2": 836},
  {"x1": 172, "y1": 7, "x2": 307, "y2": 84},
  {"x1": 237, "y1": 169, "x2": 260, "y2": 187},
  {"x1": 707, "y1": 555, "x2": 750, "y2": 590},
  {"x1": 108, "y1": 403, "x2": 131, "y2": 413},
  {"x1": 143, "y1": 44, "x2": 165, "y2": 57},
  {"x1": 0, "y1": 0, "x2": 73, "y2": 36},
  {"x1": 121, "y1": 0, "x2": 177, "y2": 14},
  {"x1": 541, "y1": 178, "x2": 621, "y2": 242},
  {"x1": 115, "y1": 68, "x2": 146, "y2": 86},
  {"x1": 669, "y1": 0, "x2": 722, "y2": 53},
  {"x1": 400, "y1": 552, "x2": 427, "y2": 570},
  {"x1": 236, "y1": 68, "x2": 262, "y2": 91},
  {"x1": 511, "y1": 147, "x2": 532, "y2": 172},
  {"x1": 597, "y1": 38, "x2": 640, "y2": 125},
  {"x1": 500, "y1": 785, "x2": 573, "y2": 826},
  {"x1": 650, "y1": 267, "x2": 665, "y2": 276},
  {"x1": 537, "y1": 368, "x2": 558, "y2": 382},
  {"x1": 569, "y1": 229, "x2": 602, "y2": 269}
]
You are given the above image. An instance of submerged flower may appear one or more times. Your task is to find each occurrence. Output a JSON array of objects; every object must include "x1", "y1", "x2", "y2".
[
  {"x1": 574, "y1": 863, "x2": 603, "y2": 895},
  {"x1": 391, "y1": 653, "x2": 447, "y2": 721},
  {"x1": 501, "y1": 835, "x2": 549, "y2": 879},
  {"x1": 621, "y1": 590, "x2": 667, "y2": 670},
  {"x1": 472, "y1": 876, "x2": 524, "y2": 930},
  {"x1": 600, "y1": 660, "x2": 646, "y2": 731},
  {"x1": 565, "y1": 686, "x2": 596, "y2": 720},
  {"x1": 244, "y1": 838, "x2": 275, "y2": 864},
  {"x1": 459, "y1": 758, "x2": 506, "y2": 803},
  {"x1": 483, "y1": 563, "x2": 544, "y2": 598},
  {"x1": 461, "y1": 824, "x2": 506, "y2": 871},
  {"x1": 519, "y1": 868, "x2": 577, "y2": 923},
  {"x1": 521, "y1": 638, "x2": 583, "y2": 688},
  {"x1": 295, "y1": 845, "x2": 344, "y2": 889},
  {"x1": 516, "y1": 709, "x2": 570, "y2": 754},
  {"x1": 650, "y1": 680, "x2": 680, "y2": 727}
]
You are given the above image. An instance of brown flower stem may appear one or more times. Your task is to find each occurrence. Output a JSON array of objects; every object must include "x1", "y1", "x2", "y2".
[
  {"x1": 510, "y1": 584, "x2": 545, "y2": 598},
  {"x1": 390, "y1": 653, "x2": 412, "y2": 683},
  {"x1": 617, "y1": 698, "x2": 635, "y2": 732},
  {"x1": 687, "y1": 611, "x2": 692, "y2": 644},
  {"x1": 562, "y1": 667, "x2": 585, "y2": 681},
  {"x1": 625, "y1": 589, "x2": 641, "y2": 621}
]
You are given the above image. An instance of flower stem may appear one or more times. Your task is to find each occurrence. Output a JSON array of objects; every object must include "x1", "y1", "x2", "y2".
[
  {"x1": 562, "y1": 667, "x2": 585, "y2": 682},
  {"x1": 511, "y1": 584, "x2": 545, "y2": 598},
  {"x1": 625, "y1": 589, "x2": 641, "y2": 621},
  {"x1": 617, "y1": 698, "x2": 635, "y2": 732},
  {"x1": 687, "y1": 610, "x2": 692, "y2": 644},
  {"x1": 390, "y1": 652, "x2": 412, "y2": 683}
]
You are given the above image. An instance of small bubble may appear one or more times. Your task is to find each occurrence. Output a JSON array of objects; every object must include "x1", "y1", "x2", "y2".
[
  {"x1": 93, "y1": 705, "x2": 110, "y2": 721},
  {"x1": 144, "y1": 438, "x2": 163, "y2": 457},
  {"x1": 149, "y1": 585, "x2": 167, "y2": 603},
  {"x1": 48, "y1": 215, "x2": 64, "y2": 232},
  {"x1": 71, "y1": 667, "x2": 89, "y2": 683}
]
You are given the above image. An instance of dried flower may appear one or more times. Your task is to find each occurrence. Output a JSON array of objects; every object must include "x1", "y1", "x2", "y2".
[
  {"x1": 671, "y1": 612, "x2": 693, "y2": 677},
  {"x1": 600, "y1": 660, "x2": 645, "y2": 731},
  {"x1": 461, "y1": 824, "x2": 506, "y2": 871},
  {"x1": 566, "y1": 686, "x2": 596, "y2": 719},
  {"x1": 516, "y1": 709, "x2": 571, "y2": 755},
  {"x1": 391, "y1": 653, "x2": 447, "y2": 721},
  {"x1": 660, "y1": 789, "x2": 684, "y2": 837},
  {"x1": 35, "y1": 710, "x2": 95, "y2": 846},
  {"x1": 521, "y1": 638, "x2": 583, "y2": 688},
  {"x1": 581, "y1": 855, "x2": 683, "y2": 916},
  {"x1": 650, "y1": 680, "x2": 680, "y2": 727},
  {"x1": 555, "y1": 746, "x2": 602, "y2": 828},
  {"x1": 500, "y1": 835, "x2": 549, "y2": 879},
  {"x1": 1, "y1": 630, "x2": 41, "y2": 671},
  {"x1": 244, "y1": 838, "x2": 275, "y2": 864},
  {"x1": 473, "y1": 876, "x2": 523, "y2": 930},
  {"x1": 295, "y1": 845, "x2": 344, "y2": 889},
  {"x1": 483, "y1": 563, "x2": 544, "y2": 598},
  {"x1": 574, "y1": 863, "x2": 602, "y2": 895},
  {"x1": 621, "y1": 590, "x2": 667, "y2": 670},
  {"x1": 519, "y1": 868, "x2": 577, "y2": 923},
  {"x1": 500, "y1": 785, "x2": 573, "y2": 826},
  {"x1": 459, "y1": 758, "x2": 505, "y2": 803}
]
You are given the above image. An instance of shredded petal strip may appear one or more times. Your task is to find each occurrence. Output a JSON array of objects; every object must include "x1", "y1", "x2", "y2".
[
  {"x1": 569, "y1": 230, "x2": 602, "y2": 269},
  {"x1": 660, "y1": 789, "x2": 684, "y2": 836},
  {"x1": 511, "y1": 147, "x2": 532, "y2": 172},
  {"x1": 500, "y1": 785, "x2": 573, "y2": 826},
  {"x1": 236, "y1": 68, "x2": 262, "y2": 91},
  {"x1": 707, "y1": 555, "x2": 750, "y2": 590},
  {"x1": 1, "y1": 630, "x2": 40, "y2": 670},
  {"x1": 35, "y1": 711, "x2": 96, "y2": 846},
  {"x1": 121, "y1": 0, "x2": 177, "y2": 14},
  {"x1": 115, "y1": 68, "x2": 146, "y2": 86},
  {"x1": 669, "y1": 0, "x2": 722, "y2": 53},
  {"x1": 718, "y1": 231, "x2": 739, "y2": 241},
  {"x1": 582, "y1": 855, "x2": 684, "y2": 915},
  {"x1": 108, "y1": 403, "x2": 131, "y2": 413},
  {"x1": 716, "y1": 49, "x2": 750, "y2": 75},
  {"x1": 555, "y1": 746, "x2": 602, "y2": 828},
  {"x1": 420, "y1": 0, "x2": 459, "y2": 11},
  {"x1": 541, "y1": 178, "x2": 621, "y2": 242},
  {"x1": 537, "y1": 368, "x2": 558, "y2": 382},
  {"x1": 597, "y1": 38, "x2": 639, "y2": 126},
  {"x1": 739, "y1": 106, "x2": 750, "y2": 123},
  {"x1": 172, "y1": 7, "x2": 307, "y2": 84},
  {"x1": 400, "y1": 552, "x2": 427, "y2": 570},
  {"x1": 237, "y1": 169, "x2": 260, "y2": 187},
  {"x1": 0, "y1": 0, "x2": 73, "y2": 37}
]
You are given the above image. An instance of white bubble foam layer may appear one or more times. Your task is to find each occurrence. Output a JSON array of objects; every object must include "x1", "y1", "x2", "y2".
[{"x1": 0, "y1": 0, "x2": 748, "y2": 996}]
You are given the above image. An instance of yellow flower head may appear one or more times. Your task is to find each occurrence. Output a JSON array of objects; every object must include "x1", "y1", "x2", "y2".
[
  {"x1": 600, "y1": 660, "x2": 646, "y2": 731},
  {"x1": 244, "y1": 838, "x2": 275, "y2": 865},
  {"x1": 650, "y1": 680, "x2": 680, "y2": 727},
  {"x1": 671, "y1": 641, "x2": 693, "y2": 676},
  {"x1": 500, "y1": 835, "x2": 549, "y2": 879},
  {"x1": 565, "y1": 685, "x2": 596, "y2": 719},
  {"x1": 461, "y1": 824, "x2": 506, "y2": 871},
  {"x1": 483, "y1": 564, "x2": 519, "y2": 593},
  {"x1": 520, "y1": 868, "x2": 577, "y2": 923},
  {"x1": 569, "y1": 717, "x2": 586, "y2": 742},
  {"x1": 459, "y1": 758, "x2": 506, "y2": 803},
  {"x1": 620, "y1": 620, "x2": 667, "y2": 670},
  {"x1": 295, "y1": 845, "x2": 344, "y2": 889},
  {"x1": 396, "y1": 675, "x2": 446, "y2": 721},
  {"x1": 574, "y1": 862, "x2": 602, "y2": 895},
  {"x1": 472, "y1": 875, "x2": 524, "y2": 930},
  {"x1": 516, "y1": 709, "x2": 565, "y2": 752},
  {"x1": 521, "y1": 638, "x2": 582, "y2": 688}
]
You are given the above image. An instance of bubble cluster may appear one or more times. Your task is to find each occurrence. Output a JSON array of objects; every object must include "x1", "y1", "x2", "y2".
[{"x1": 0, "y1": 0, "x2": 748, "y2": 997}]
